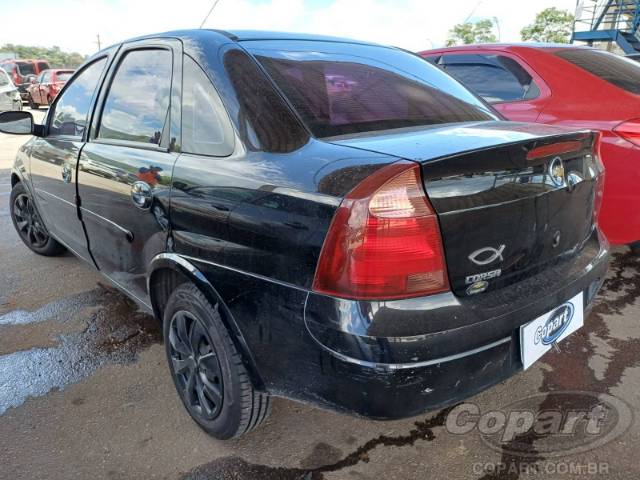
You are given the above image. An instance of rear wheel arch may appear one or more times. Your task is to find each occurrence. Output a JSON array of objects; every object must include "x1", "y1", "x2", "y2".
[
  {"x1": 147, "y1": 254, "x2": 266, "y2": 391},
  {"x1": 10, "y1": 173, "x2": 20, "y2": 188}
]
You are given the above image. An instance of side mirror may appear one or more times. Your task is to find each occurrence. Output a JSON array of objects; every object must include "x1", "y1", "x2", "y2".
[{"x1": 0, "y1": 111, "x2": 35, "y2": 135}]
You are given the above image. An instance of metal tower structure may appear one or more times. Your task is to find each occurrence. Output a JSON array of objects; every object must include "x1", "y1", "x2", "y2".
[{"x1": 572, "y1": 0, "x2": 640, "y2": 53}]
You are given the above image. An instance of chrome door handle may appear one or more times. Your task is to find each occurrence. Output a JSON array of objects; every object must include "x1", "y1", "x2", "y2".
[
  {"x1": 131, "y1": 181, "x2": 152, "y2": 210},
  {"x1": 61, "y1": 164, "x2": 72, "y2": 183}
]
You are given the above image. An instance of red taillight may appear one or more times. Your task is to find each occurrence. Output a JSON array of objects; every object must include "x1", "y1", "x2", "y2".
[
  {"x1": 313, "y1": 161, "x2": 449, "y2": 300},
  {"x1": 592, "y1": 133, "x2": 605, "y2": 225},
  {"x1": 613, "y1": 119, "x2": 640, "y2": 147}
]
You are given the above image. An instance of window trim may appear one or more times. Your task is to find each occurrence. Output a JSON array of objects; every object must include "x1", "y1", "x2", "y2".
[
  {"x1": 438, "y1": 50, "x2": 550, "y2": 106},
  {"x1": 91, "y1": 42, "x2": 177, "y2": 153},
  {"x1": 45, "y1": 54, "x2": 112, "y2": 141}
]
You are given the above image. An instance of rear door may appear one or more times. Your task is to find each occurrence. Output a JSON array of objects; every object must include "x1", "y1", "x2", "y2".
[
  {"x1": 439, "y1": 52, "x2": 550, "y2": 122},
  {"x1": 28, "y1": 55, "x2": 112, "y2": 262},
  {"x1": 77, "y1": 39, "x2": 181, "y2": 305},
  {"x1": 39, "y1": 71, "x2": 52, "y2": 104}
]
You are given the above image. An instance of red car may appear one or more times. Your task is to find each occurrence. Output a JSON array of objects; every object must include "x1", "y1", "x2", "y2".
[
  {"x1": 26, "y1": 68, "x2": 74, "y2": 108},
  {"x1": 0, "y1": 59, "x2": 51, "y2": 101},
  {"x1": 421, "y1": 44, "x2": 640, "y2": 248}
]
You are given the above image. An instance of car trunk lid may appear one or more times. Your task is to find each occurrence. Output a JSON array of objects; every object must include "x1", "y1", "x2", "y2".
[{"x1": 330, "y1": 122, "x2": 602, "y2": 297}]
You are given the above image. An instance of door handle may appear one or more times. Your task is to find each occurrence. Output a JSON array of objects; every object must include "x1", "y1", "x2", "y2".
[
  {"x1": 131, "y1": 181, "x2": 152, "y2": 210},
  {"x1": 61, "y1": 164, "x2": 72, "y2": 183}
]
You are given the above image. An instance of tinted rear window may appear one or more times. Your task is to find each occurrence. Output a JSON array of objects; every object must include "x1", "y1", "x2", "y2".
[
  {"x1": 555, "y1": 49, "x2": 640, "y2": 95},
  {"x1": 16, "y1": 62, "x2": 35, "y2": 75},
  {"x1": 245, "y1": 41, "x2": 495, "y2": 138}
]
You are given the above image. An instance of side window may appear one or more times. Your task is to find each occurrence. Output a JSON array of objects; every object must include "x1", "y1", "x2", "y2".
[
  {"x1": 223, "y1": 48, "x2": 309, "y2": 153},
  {"x1": 442, "y1": 54, "x2": 539, "y2": 103},
  {"x1": 37, "y1": 72, "x2": 46, "y2": 84},
  {"x1": 42, "y1": 71, "x2": 52, "y2": 83},
  {"x1": 98, "y1": 49, "x2": 172, "y2": 145},
  {"x1": 0, "y1": 70, "x2": 8, "y2": 87},
  {"x1": 49, "y1": 58, "x2": 107, "y2": 138},
  {"x1": 423, "y1": 55, "x2": 441, "y2": 65},
  {"x1": 38, "y1": 62, "x2": 49, "y2": 72},
  {"x1": 182, "y1": 55, "x2": 234, "y2": 156}
]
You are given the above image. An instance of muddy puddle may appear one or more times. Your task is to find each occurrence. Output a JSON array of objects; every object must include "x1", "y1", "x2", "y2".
[{"x1": 0, "y1": 284, "x2": 161, "y2": 414}]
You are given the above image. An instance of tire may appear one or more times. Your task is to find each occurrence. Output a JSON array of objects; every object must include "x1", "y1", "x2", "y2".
[
  {"x1": 163, "y1": 283, "x2": 271, "y2": 439},
  {"x1": 10, "y1": 182, "x2": 66, "y2": 256},
  {"x1": 630, "y1": 241, "x2": 640, "y2": 255}
]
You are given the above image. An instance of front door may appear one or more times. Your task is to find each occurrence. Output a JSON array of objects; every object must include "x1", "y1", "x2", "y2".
[
  {"x1": 77, "y1": 41, "x2": 181, "y2": 305},
  {"x1": 29, "y1": 56, "x2": 111, "y2": 262}
]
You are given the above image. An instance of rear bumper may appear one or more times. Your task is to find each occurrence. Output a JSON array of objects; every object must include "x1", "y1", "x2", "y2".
[{"x1": 300, "y1": 230, "x2": 609, "y2": 418}]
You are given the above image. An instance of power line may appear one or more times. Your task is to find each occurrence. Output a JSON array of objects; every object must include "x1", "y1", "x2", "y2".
[
  {"x1": 464, "y1": 0, "x2": 484, "y2": 23},
  {"x1": 199, "y1": 0, "x2": 222, "y2": 29}
]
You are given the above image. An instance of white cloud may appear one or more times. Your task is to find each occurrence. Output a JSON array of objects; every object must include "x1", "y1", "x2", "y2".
[{"x1": 0, "y1": 0, "x2": 578, "y2": 56}]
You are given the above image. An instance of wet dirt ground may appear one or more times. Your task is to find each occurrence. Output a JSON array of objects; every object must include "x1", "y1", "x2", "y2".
[{"x1": 1, "y1": 116, "x2": 640, "y2": 479}]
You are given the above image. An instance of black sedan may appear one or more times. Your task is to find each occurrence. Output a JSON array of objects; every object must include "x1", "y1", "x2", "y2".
[{"x1": 0, "y1": 30, "x2": 609, "y2": 440}]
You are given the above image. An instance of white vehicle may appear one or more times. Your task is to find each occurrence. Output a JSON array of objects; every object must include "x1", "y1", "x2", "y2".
[{"x1": 0, "y1": 68, "x2": 22, "y2": 112}]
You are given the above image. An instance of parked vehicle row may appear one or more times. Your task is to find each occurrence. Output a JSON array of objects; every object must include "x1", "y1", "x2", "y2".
[
  {"x1": 0, "y1": 30, "x2": 610, "y2": 440},
  {"x1": 0, "y1": 59, "x2": 50, "y2": 101},
  {"x1": 421, "y1": 44, "x2": 640, "y2": 249}
]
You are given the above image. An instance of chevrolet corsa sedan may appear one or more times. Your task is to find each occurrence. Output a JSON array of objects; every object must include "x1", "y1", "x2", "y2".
[
  {"x1": 0, "y1": 30, "x2": 609, "y2": 440},
  {"x1": 421, "y1": 44, "x2": 640, "y2": 250}
]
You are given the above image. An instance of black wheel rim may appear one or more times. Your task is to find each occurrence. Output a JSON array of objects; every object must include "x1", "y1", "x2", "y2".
[
  {"x1": 13, "y1": 193, "x2": 49, "y2": 249},
  {"x1": 169, "y1": 311, "x2": 224, "y2": 421}
]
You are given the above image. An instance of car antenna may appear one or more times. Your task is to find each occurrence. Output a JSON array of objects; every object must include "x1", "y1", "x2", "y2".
[{"x1": 199, "y1": 0, "x2": 222, "y2": 29}]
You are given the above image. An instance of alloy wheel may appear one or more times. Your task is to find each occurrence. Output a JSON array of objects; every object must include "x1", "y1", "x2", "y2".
[
  {"x1": 168, "y1": 311, "x2": 224, "y2": 421},
  {"x1": 13, "y1": 193, "x2": 49, "y2": 249}
]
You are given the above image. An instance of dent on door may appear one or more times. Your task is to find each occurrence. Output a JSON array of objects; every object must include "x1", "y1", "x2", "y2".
[{"x1": 77, "y1": 143, "x2": 174, "y2": 303}]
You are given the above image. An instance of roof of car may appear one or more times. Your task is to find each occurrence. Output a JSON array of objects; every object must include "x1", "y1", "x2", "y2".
[
  {"x1": 422, "y1": 43, "x2": 591, "y2": 54},
  {"x1": 221, "y1": 30, "x2": 380, "y2": 45},
  {"x1": 109, "y1": 28, "x2": 383, "y2": 51}
]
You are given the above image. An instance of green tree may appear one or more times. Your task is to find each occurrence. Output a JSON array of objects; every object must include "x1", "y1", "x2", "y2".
[
  {"x1": 0, "y1": 44, "x2": 86, "y2": 68},
  {"x1": 446, "y1": 19, "x2": 497, "y2": 47},
  {"x1": 521, "y1": 7, "x2": 575, "y2": 44}
]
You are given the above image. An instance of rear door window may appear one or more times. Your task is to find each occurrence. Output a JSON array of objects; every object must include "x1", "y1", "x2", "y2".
[
  {"x1": 38, "y1": 62, "x2": 49, "y2": 72},
  {"x1": 0, "y1": 70, "x2": 9, "y2": 87},
  {"x1": 49, "y1": 57, "x2": 108, "y2": 138},
  {"x1": 57, "y1": 71, "x2": 73, "y2": 82},
  {"x1": 441, "y1": 54, "x2": 540, "y2": 103},
  {"x1": 98, "y1": 49, "x2": 172, "y2": 145},
  {"x1": 555, "y1": 48, "x2": 640, "y2": 95},
  {"x1": 181, "y1": 55, "x2": 234, "y2": 156}
]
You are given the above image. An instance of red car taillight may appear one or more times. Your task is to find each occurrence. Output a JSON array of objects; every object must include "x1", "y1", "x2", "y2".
[
  {"x1": 313, "y1": 161, "x2": 449, "y2": 300},
  {"x1": 593, "y1": 133, "x2": 605, "y2": 225},
  {"x1": 613, "y1": 118, "x2": 640, "y2": 147}
]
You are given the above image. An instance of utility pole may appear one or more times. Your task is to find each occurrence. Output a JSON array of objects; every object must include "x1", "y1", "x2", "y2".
[{"x1": 95, "y1": 34, "x2": 102, "y2": 51}]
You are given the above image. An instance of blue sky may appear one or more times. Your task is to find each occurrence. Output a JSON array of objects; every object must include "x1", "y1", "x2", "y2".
[{"x1": 1, "y1": 0, "x2": 577, "y2": 55}]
